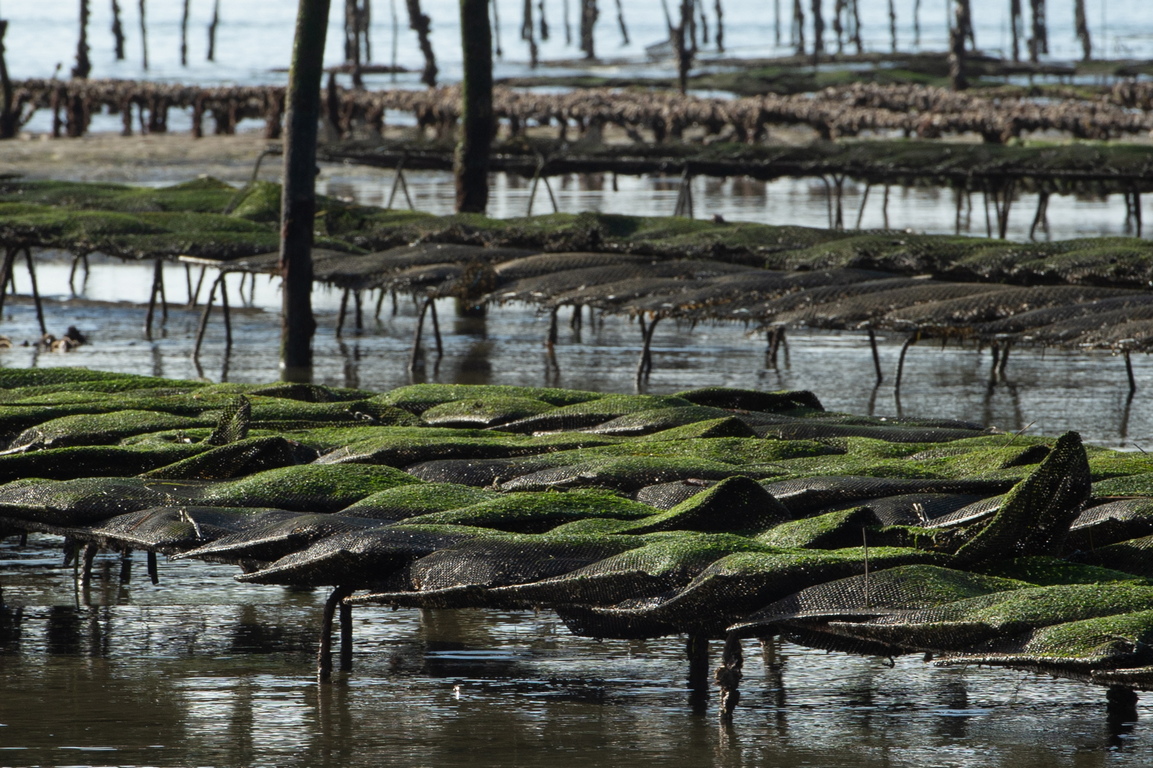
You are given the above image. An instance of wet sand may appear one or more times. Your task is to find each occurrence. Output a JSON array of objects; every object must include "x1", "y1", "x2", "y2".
[{"x1": 3, "y1": 132, "x2": 275, "y2": 183}]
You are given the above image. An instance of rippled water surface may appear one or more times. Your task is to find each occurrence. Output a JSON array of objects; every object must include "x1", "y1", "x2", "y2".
[{"x1": 2, "y1": 536, "x2": 1152, "y2": 768}]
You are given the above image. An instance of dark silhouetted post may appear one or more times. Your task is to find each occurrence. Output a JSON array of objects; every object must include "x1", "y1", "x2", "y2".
[
  {"x1": 675, "y1": 0, "x2": 692, "y2": 94},
  {"x1": 579, "y1": 0, "x2": 596, "y2": 58},
  {"x1": 1009, "y1": 0, "x2": 1021, "y2": 60},
  {"x1": 455, "y1": 0, "x2": 493, "y2": 213},
  {"x1": 73, "y1": 0, "x2": 92, "y2": 79},
  {"x1": 406, "y1": 0, "x2": 438, "y2": 86},
  {"x1": 1074, "y1": 0, "x2": 1091, "y2": 60},
  {"x1": 1028, "y1": 0, "x2": 1047, "y2": 62},
  {"x1": 0, "y1": 22, "x2": 16, "y2": 139},
  {"x1": 138, "y1": 0, "x2": 149, "y2": 70},
  {"x1": 948, "y1": 0, "x2": 970, "y2": 90},
  {"x1": 111, "y1": 0, "x2": 126, "y2": 60},
  {"x1": 810, "y1": 0, "x2": 822, "y2": 65},
  {"x1": 280, "y1": 0, "x2": 331, "y2": 380},
  {"x1": 207, "y1": 0, "x2": 221, "y2": 61},
  {"x1": 180, "y1": 0, "x2": 190, "y2": 66},
  {"x1": 791, "y1": 0, "x2": 804, "y2": 55}
]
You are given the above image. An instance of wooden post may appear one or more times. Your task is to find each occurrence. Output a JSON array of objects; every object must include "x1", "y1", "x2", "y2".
[
  {"x1": 406, "y1": 0, "x2": 438, "y2": 86},
  {"x1": 207, "y1": 0, "x2": 221, "y2": 61},
  {"x1": 180, "y1": 0, "x2": 191, "y2": 66},
  {"x1": 111, "y1": 0, "x2": 127, "y2": 60},
  {"x1": 73, "y1": 0, "x2": 92, "y2": 79},
  {"x1": 948, "y1": 0, "x2": 970, "y2": 91},
  {"x1": 687, "y1": 633, "x2": 709, "y2": 703},
  {"x1": 1073, "y1": 0, "x2": 1091, "y2": 61},
  {"x1": 280, "y1": 0, "x2": 332, "y2": 381},
  {"x1": 138, "y1": 0, "x2": 149, "y2": 71},
  {"x1": 456, "y1": 0, "x2": 494, "y2": 213},
  {"x1": 675, "y1": 0, "x2": 692, "y2": 94},
  {"x1": 579, "y1": 0, "x2": 597, "y2": 58}
]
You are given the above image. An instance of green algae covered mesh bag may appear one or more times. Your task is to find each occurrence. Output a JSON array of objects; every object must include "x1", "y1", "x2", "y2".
[
  {"x1": 1067, "y1": 498, "x2": 1153, "y2": 550},
  {"x1": 391, "y1": 534, "x2": 653, "y2": 607},
  {"x1": 762, "y1": 476, "x2": 1013, "y2": 518},
  {"x1": 419, "y1": 397, "x2": 557, "y2": 428},
  {"x1": 496, "y1": 455, "x2": 781, "y2": 494},
  {"x1": 400, "y1": 489, "x2": 657, "y2": 533},
  {"x1": 236, "y1": 524, "x2": 494, "y2": 588},
  {"x1": 1072, "y1": 534, "x2": 1153, "y2": 579},
  {"x1": 953, "y1": 431, "x2": 1090, "y2": 565},
  {"x1": 935, "y1": 608, "x2": 1153, "y2": 674},
  {"x1": 0, "y1": 476, "x2": 190, "y2": 528},
  {"x1": 6, "y1": 410, "x2": 208, "y2": 451},
  {"x1": 635, "y1": 479, "x2": 718, "y2": 510},
  {"x1": 188, "y1": 464, "x2": 422, "y2": 512},
  {"x1": 489, "y1": 394, "x2": 698, "y2": 434},
  {"x1": 485, "y1": 532, "x2": 776, "y2": 608},
  {"x1": 818, "y1": 583, "x2": 1153, "y2": 657},
  {"x1": 556, "y1": 546, "x2": 948, "y2": 640},
  {"x1": 176, "y1": 510, "x2": 388, "y2": 564},
  {"x1": 90, "y1": 505, "x2": 278, "y2": 552},
  {"x1": 729, "y1": 565, "x2": 1026, "y2": 635}
]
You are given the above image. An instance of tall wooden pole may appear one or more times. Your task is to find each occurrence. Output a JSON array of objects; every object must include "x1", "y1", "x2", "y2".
[
  {"x1": 110, "y1": 0, "x2": 127, "y2": 60},
  {"x1": 0, "y1": 22, "x2": 16, "y2": 139},
  {"x1": 73, "y1": 0, "x2": 92, "y2": 79},
  {"x1": 279, "y1": 0, "x2": 331, "y2": 379},
  {"x1": 455, "y1": 0, "x2": 493, "y2": 213}
]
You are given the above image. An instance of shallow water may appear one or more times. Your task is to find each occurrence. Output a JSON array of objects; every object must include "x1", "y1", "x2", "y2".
[{"x1": 2, "y1": 535, "x2": 1152, "y2": 768}]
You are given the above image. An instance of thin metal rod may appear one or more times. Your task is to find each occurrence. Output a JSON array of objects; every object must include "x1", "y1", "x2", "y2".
[
  {"x1": 318, "y1": 585, "x2": 354, "y2": 683},
  {"x1": 145, "y1": 258, "x2": 163, "y2": 338},
  {"x1": 24, "y1": 249, "x2": 46, "y2": 336},
  {"x1": 219, "y1": 273, "x2": 233, "y2": 352},
  {"x1": 868, "y1": 328, "x2": 883, "y2": 384},
  {"x1": 192, "y1": 273, "x2": 220, "y2": 360},
  {"x1": 409, "y1": 296, "x2": 431, "y2": 372},
  {"x1": 336, "y1": 287, "x2": 350, "y2": 337},
  {"x1": 894, "y1": 334, "x2": 917, "y2": 396}
]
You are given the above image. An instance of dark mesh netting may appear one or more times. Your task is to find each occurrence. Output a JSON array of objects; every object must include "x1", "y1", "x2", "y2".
[
  {"x1": 817, "y1": 583, "x2": 1153, "y2": 653},
  {"x1": 729, "y1": 564, "x2": 1025, "y2": 634},
  {"x1": 1067, "y1": 498, "x2": 1153, "y2": 550},
  {"x1": 482, "y1": 532, "x2": 773, "y2": 608},
  {"x1": 89, "y1": 505, "x2": 279, "y2": 553},
  {"x1": 769, "y1": 283, "x2": 1010, "y2": 329},
  {"x1": 237, "y1": 524, "x2": 493, "y2": 588},
  {"x1": 369, "y1": 534, "x2": 652, "y2": 608},
  {"x1": 934, "y1": 610, "x2": 1153, "y2": 676},
  {"x1": 761, "y1": 476, "x2": 1012, "y2": 518},
  {"x1": 557, "y1": 547, "x2": 947, "y2": 639},
  {"x1": 175, "y1": 511, "x2": 386, "y2": 564},
  {"x1": 887, "y1": 285, "x2": 1137, "y2": 331},
  {"x1": 491, "y1": 252, "x2": 650, "y2": 283}
]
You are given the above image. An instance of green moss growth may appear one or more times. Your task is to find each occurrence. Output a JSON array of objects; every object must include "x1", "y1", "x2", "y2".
[
  {"x1": 193, "y1": 464, "x2": 421, "y2": 512},
  {"x1": 401, "y1": 489, "x2": 657, "y2": 532},
  {"x1": 376, "y1": 383, "x2": 602, "y2": 414}
]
